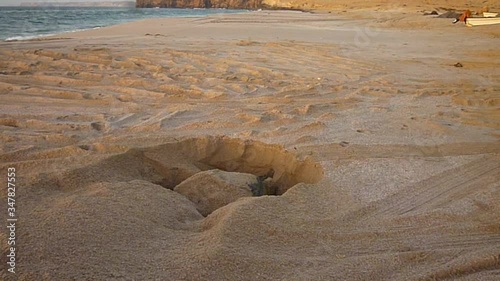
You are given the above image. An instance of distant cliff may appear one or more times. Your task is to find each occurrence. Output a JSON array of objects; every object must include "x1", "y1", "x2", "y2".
[
  {"x1": 135, "y1": 1, "x2": 500, "y2": 11},
  {"x1": 135, "y1": 0, "x2": 263, "y2": 9}
]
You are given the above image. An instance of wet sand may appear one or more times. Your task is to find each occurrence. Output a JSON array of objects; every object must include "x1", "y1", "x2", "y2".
[{"x1": 0, "y1": 10, "x2": 499, "y2": 280}]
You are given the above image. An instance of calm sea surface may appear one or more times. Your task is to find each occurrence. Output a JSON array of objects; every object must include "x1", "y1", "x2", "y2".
[{"x1": 0, "y1": 7, "x2": 246, "y2": 41}]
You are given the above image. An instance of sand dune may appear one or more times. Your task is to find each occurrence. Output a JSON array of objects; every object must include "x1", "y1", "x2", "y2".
[{"x1": 0, "y1": 9, "x2": 499, "y2": 280}]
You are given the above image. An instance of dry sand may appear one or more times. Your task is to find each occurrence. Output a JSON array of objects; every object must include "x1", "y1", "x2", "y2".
[{"x1": 0, "y1": 8, "x2": 499, "y2": 280}]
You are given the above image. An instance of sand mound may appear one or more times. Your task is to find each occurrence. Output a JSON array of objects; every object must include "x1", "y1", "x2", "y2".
[
  {"x1": 8, "y1": 180, "x2": 203, "y2": 280},
  {"x1": 174, "y1": 169, "x2": 258, "y2": 216}
]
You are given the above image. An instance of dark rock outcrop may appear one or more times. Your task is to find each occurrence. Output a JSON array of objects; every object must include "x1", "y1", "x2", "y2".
[
  {"x1": 136, "y1": 0, "x2": 263, "y2": 9},
  {"x1": 437, "y1": 11, "x2": 461, "y2": 18}
]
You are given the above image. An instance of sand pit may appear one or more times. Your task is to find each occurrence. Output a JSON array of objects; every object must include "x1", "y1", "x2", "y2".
[{"x1": 0, "y1": 8, "x2": 499, "y2": 280}]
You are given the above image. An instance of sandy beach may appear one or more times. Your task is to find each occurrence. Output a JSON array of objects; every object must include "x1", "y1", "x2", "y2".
[{"x1": 0, "y1": 6, "x2": 499, "y2": 280}]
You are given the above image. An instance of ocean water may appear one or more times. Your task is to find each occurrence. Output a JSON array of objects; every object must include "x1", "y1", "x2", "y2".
[{"x1": 0, "y1": 7, "x2": 246, "y2": 41}]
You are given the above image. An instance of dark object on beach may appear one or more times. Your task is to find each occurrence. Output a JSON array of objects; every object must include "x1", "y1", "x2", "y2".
[
  {"x1": 248, "y1": 169, "x2": 275, "y2": 196},
  {"x1": 437, "y1": 11, "x2": 461, "y2": 18},
  {"x1": 248, "y1": 176, "x2": 266, "y2": 196},
  {"x1": 339, "y1": 141, "x2": 350, "y2": 147},
  {"x1": 91, "y1": 121, "x2": 107, "y2": 131},
  {"x1": 424, "y1": 11, "x2": 438, "y2": 16},
  {"x1": 454, "y1": 62, "x2": 463, "y2": 68}
]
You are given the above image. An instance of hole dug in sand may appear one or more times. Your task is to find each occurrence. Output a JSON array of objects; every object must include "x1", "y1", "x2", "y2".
[
  {"x1": 141, "y1": 136, "x2": 324, "y2": 216},
  {"x1": 173, "y1": 169, "x2": 271, "y2": 216},
  {"x1": 32, "y1": 136, "x2": 323, "y2": 217}
]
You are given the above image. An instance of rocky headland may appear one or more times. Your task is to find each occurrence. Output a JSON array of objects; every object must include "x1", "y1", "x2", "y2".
[
  {"x1": 135, "y1": 0, "x2": 263, "y2": 9},
  {"x1": 135, "y1": 0, "x2": 500, "y2": 12}
]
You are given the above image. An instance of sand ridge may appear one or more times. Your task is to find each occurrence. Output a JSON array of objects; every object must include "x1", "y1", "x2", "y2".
[{"x1": 0, "y1": 10, "x2": 499, "y2": 280}]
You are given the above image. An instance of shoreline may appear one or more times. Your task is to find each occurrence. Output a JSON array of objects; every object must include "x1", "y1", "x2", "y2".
[
  {"x1": 0, "y1": 7, "x2": 251, "y2": 42},
  {"x1": 5, "y1": 8, "x2": 500, "y2": 44},
  {"x1": 4, "y1": 26, "x2": 105, "y2": 42}
]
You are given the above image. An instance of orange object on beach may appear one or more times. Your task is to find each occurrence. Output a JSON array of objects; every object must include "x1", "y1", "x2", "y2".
[{"x1": 459, "y1": 10, "x2": 472, "y2": 22}]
